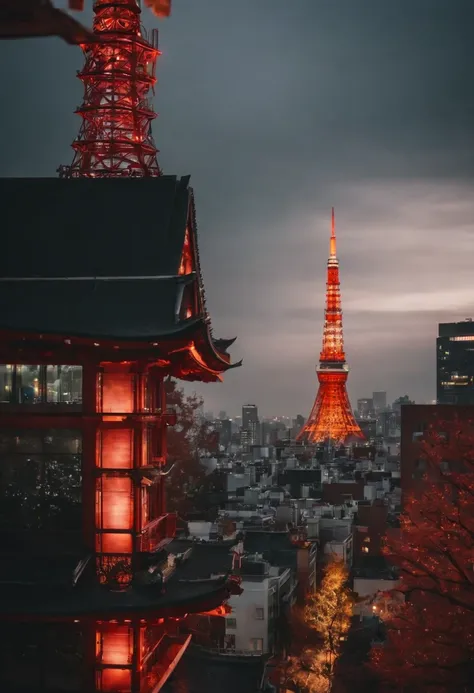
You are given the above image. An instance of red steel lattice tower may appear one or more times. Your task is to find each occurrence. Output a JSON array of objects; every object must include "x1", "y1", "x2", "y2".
[
  {"x1": 297, "y1": 208, "x2": 364, "y2": 444},
  {"x1": 59, "y1": 0, "x2": 161, "y2": 177}
]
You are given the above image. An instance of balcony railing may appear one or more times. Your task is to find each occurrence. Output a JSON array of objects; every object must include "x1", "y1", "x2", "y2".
[{"x1": 139, "y1": 514, "x2": 176, "y2": 553}]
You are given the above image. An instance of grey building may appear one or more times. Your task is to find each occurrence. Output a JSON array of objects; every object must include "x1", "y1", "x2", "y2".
[{"x1": 372, "y1": 391, "x2": 387, "y2": 412}]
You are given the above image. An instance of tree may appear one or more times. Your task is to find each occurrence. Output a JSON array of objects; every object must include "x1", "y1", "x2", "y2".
[
  {"x1": 371, "y1": 419, "x2": 474, "y2": 692},
  {"x1": 286, "y1": 559, "x2": 353, "y2": 692},
  {"x1": 164, "y1": 378, "x2": 218, "y2": 514}
]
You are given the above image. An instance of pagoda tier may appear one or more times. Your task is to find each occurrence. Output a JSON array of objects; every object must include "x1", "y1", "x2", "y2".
[
  {"x1": 297, "y1": 209, "x2": 363, "y2": 445},
  {"x1": 0, "y1": 176, "x2": 239, "y2": 379},
  {"x1": 0, "y1": 175, "x2": 240, "y2": 693}
]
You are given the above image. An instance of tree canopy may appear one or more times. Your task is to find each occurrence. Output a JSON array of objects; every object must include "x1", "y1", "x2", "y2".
[
  {"x1": 286, "y1": 559, "x2": 353, "y2": 692},
  {"x1": 371, "y1": 419, "x2": 474, "y2": 692},
  {"x1": 165, "y1": 378, "x2": 219, "y2": 515}
]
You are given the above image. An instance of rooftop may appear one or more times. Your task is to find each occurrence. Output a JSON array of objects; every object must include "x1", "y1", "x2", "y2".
[{"x1": 0, "y1": 539, "x2": 241, "y2": 620}]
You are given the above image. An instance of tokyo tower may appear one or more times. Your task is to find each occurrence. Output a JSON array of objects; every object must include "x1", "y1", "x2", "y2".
[{"x1": 297, "y1": 208, "x2": 364, "y2": 445}]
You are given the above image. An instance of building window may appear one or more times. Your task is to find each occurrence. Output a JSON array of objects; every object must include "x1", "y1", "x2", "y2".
[
  {"x1": 46, "y1": 366, "x2": 82, "y2": 403},
  {"x1": 0, "y1": 365, "x2": 82, "y2": 405},
  {"x1": 0, "y1": 365, "x2": 12, "y2": 402},
  {"x1": 224, "y1": 634, "x2": 235, "y2": 651},
  {"x1": 16, "y1": 365, "x2": 41, "y2": 402},
  {"x1": 226, "y1": 618, "x2": 237, "y2": 629},
  {"x1": 0, "y1": 429, "x2": 82, "y2": 532},
  {"x1": 255, "y1": 607, "x2": 264, "y2": 620},
  {"x1": 250, "y1": 638, "x2": 263, "y2": 652}
]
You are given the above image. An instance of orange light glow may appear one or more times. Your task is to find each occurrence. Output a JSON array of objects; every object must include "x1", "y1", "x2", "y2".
[
  {"x1": 100, "y1": 669, "x2": 132, "y2": 692},
  {"x1": 102, "y1": 372, "x2": 135, "y2": 414},
  {"x1": 178, "y1": 227, "x2": 193, "y2": 275},
  {"x1": 198, "y1": 605, "x2": 231, "y2": 617},
  {"x1": 101, "y1": 429, "x2": 133, "y2": 469},
  {"x1": 98, "y1": 532, "x2": 133, "y2": 553},
  {"x1": 189, "y1": 343, "x2": 221, "y2": 378},
  {"x1": 98, "y1": 476, "x2": 133, "y2": 530},
  {"x1": 100, "y1": 626, "x2": 133, "y2": 665}
]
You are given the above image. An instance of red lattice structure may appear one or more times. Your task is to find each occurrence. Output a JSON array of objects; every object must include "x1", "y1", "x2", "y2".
[
  {"x1": 59, "y1": 0, "x2": 161, "y2": 178},
  {"x1": 297, "y1": 208, "x2": 364, "y2": 445}
]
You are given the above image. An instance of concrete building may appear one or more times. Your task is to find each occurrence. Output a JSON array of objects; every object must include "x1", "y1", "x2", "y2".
[{"x1": 225, "y1": 555, "x2": 293, "y2": 655}]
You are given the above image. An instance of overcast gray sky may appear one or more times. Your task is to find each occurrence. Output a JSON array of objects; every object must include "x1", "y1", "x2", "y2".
[{"x1": 2, "y1": 0, "x2": 474, "y2": 416}]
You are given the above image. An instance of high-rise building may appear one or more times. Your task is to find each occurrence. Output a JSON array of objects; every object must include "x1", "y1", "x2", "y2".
[
  {"x1": 297, "y1": 209, "x2": 364, "y2": 444},
  {"x1": 437, "y1": 320, "x2": 474, "y2": 405},
  {"x1": 219, "y1": 419, "x2": 232, "y2": 448},
  {"x1": 242, "y1": 404, "x2": 260, "y2": 447},
  {"x1": 292, "y1": 414, "x2": 306, "y2": 438},
  {"x1": 372, "y1": 391, "x2": 387, "y2": 412},
  {"x1": 357, "y1": 398, "x2": 374, "y2": 418}
]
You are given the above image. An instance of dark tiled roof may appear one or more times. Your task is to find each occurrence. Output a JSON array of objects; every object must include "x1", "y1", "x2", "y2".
[
  {"x1": 0, "y1": 576, "x2": 235, "y2": 618},
  {"x1": 0, "y1": 276, "x2": 196, "y2": 339},
  {"x1": 0, "y1": 176, "x2": 196, "y2": 340},
  {"x1": 0, "y1": 177, "x2": 188, "y2": 278},
  {"x1": 244, "y1": 530, "x2": 297, "y2": 569},
  {"x1": 166, "y1": 540, "x2": 234, "y2": 579}
]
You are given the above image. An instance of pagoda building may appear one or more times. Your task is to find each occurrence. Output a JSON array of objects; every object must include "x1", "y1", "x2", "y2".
[
  {"x1": 297, "y1": 209, "x2": 364, "y2": 445},
  {"x1": 0, "y1": 3, "x2": 242, "y2": 689},
  {"x1": 0, "y1": 176, "x2": 241, "y2": 691}
]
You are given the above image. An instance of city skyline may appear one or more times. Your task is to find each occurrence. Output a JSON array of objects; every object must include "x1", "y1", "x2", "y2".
[{"x1": 2, "y1": 0, "x2": 474, "y2": 414}]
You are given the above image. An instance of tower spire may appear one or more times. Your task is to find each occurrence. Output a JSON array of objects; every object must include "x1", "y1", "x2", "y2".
[
  {"x1": 59, "y1": 0, "x2": 161, "y2": 178},
  {"x1": 320, "y1": 206, "x2": 345, "y2": 364},
  {"x1": 329, "y1": 206, "x2": 336, "y2": 259},
  {"x1": 297, "y1": 209, "x2": 364, "y2": 445}
]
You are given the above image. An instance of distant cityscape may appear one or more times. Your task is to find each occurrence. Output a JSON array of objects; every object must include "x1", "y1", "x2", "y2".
[{"x1": 1, "y1": 4, "x2": 473, "y2": 693}]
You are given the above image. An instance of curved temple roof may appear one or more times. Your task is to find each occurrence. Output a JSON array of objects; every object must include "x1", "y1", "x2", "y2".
[{"x1": 0, "y1": 176, "x2": 240, "y2": 381}]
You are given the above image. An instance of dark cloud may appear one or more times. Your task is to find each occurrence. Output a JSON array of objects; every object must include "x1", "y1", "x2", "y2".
[{"x1": 1, "y1": 1, "x2": 474, "y2": 415}]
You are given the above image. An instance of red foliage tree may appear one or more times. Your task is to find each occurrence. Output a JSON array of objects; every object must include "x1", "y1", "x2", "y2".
[
  {"x1": 371, "y1": 419, "x2": 474, "y2": 692},
  {"x1": 164, "y1": 378, "x2": 218, "y2": 514}
]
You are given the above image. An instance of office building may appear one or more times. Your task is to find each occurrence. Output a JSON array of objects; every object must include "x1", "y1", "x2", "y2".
[
  {"x1": 242, "y1": 404, "x2": 260, "y2": 447},
  {"x1": 437, "y1": 320, "x2": 474, "y2": 405},
  {"x1": 372, "y1": 391, "x2": 387, "y2": 412}
]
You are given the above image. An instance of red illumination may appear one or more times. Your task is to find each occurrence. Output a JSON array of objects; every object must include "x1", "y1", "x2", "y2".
[
  {"x1": 100, "y1": 668, "x2": 132, "y2": 692},
  {"x1": 297, "y1": 209, "x2": 364, "y2": 444},
  {"x1": 102, "y1": 372, "x2": 135, "y2": 413},
  {"x1": 98, "y1": 532, "x2": 133, "y2": 553},
  {"x1": 100, "y1": 626, "x2": 133, "y2": 665},
  {"x1": 60, "y1": 0, "x2": 161, "y2": 178},
  {"x1": 101, "y1": 429, "x2": 133, "y2": 469},
  {"x1": 178, "y1": 227, "x2": 194, "y2": 275},
  {"x1": 145, "y1": 0, "x2": 172, "y2": 19},
  {"x1": 189, "y1": 343, "x2": 221, "y2": 378},
  {"x1": 98, "y1": 476, "x2": 133, "y2": 531},
  {"x1": 198, "y1": 604, "x2": 231, "y2": 617}
]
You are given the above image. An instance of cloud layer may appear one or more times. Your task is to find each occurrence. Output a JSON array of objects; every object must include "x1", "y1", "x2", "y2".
[{"x1": 1, "y1": 0, "x2": 474, "y2": 415}]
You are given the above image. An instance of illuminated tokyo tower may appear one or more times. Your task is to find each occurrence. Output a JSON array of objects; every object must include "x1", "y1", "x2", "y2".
[{"x1": 297, "y1": 209, "x2": 364, "y2": 445}]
